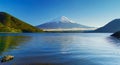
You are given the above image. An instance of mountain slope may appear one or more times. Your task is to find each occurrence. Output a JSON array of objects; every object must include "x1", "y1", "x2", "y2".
[
  {"x1": 95, "y1": 19, "x2": 120, "y2": 32},
  {"x1": 0, "y1": 12, "x2": 43, "y2": 32},
  {"x1": 111, "y1": 31, "x2": 120, "y2": 38},
  {"x1": 37, "y1": 16, "x2": 91, "y2": 29}
]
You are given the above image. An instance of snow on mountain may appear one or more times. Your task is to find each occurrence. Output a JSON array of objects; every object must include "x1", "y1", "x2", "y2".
[
  {"x1": 51, "y1": 16, "x2": 74, "y2": 23},
  {"x1": 37, "y1": 16, "x2": 93, "y2": 30}
]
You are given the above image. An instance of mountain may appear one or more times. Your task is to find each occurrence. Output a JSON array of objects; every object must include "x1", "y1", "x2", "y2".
[
  {"x1": 111, "y1": 31, "x2": 120, "y2": 38},
  {"x1": 95, "y1": 19, "x2": 120, "y2": 32},
  {"x1": 37, "y1": 16, "x2": 92, "y2": 30},
  {"x1": 0, "y1": 12, "x2": 43, "y2": 32}
]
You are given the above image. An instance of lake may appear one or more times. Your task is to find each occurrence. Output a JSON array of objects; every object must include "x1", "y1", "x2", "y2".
[{"x1": 0, "y1": 33, "x2": 120, "y2": 65}]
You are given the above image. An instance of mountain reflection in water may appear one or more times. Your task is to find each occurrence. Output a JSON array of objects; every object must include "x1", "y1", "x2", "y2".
[
  {"x1": 0, "y1": 35, "x2": 31, "y2": 55},
  {"x1": 1, "y1": 33, "x2": 120, "y2": 65}
]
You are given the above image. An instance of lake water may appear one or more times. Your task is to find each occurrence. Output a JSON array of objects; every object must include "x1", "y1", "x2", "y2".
[{"x1": 0, "y1": 33, "x2": 120, "y2": 65}]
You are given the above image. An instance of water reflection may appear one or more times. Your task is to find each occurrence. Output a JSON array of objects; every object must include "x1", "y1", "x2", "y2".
[
  {"x1": 0, "y1": 36, "x2": 31, "y2": 55},
  {"x1": 107, "y1": 36, "x2": 120, "y2": 47},
  {"x1": 0, "y1": 33, "x2": 119, "y2": 65},
  {"x1": 13, "y1": 34, "x2": 98, "y2": 65}
]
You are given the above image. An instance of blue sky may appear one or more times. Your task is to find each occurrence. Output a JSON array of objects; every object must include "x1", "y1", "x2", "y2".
[{"x1": 0, "y1": 0, "x2": 120, "y2": 27}]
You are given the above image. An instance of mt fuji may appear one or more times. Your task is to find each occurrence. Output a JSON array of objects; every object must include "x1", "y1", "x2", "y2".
[{"x1": 37, "y1": 16, "x2": 95, "y2": 31}]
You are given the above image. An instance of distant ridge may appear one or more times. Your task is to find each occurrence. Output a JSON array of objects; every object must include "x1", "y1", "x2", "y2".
[
  {"x1": 37, "y1": 16, "x2": 92, "y2": 29},
  {"x1": 0, "y1": 12, "x2": 43, "y2": 32},
  {"x1": 95, "y1": 19, "x2": 120, "y2": 32}
]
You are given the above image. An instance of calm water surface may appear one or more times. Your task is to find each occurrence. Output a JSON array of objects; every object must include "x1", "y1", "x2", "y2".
[{"x1": 0, "y1": 33, "x2": 120, "y2": 65}]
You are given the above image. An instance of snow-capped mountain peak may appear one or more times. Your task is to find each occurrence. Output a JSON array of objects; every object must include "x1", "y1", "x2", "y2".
[
  {"x1": 51, "y1": 16, "x2": 74, "y2": 23},
  {"x1": 37, "y1": 16, "x2": 93, "y2": 29}
]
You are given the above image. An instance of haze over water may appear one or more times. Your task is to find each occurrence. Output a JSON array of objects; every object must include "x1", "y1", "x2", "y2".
[{"x1": 0, "y1": 33, "x2": 120, "y2": 65}]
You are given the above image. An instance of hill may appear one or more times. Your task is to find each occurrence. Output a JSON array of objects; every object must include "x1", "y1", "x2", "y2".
[
  {"x1": 0, "y1": 12, "x2": 43, "y2": 32},
  {"x1": 95, "y1": 19, "x2": 120, "y2": 32}
]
